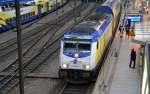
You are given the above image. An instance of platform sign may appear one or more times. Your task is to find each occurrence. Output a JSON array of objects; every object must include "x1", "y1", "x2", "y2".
[{"x1": 126, "y1": 15, "x2": 142, "y2": 22}]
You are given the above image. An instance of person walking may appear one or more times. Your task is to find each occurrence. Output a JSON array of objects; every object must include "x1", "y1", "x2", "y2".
[
  {"x1": 124, "y1": 19, "x2": 130, "y2": 39},
  {"x1": 119, "y1": 25, "x2": 124, "y2": 38},
  {"x1": 129, "y1": 48, "x2": 136, "y2": 68},
  {"x1": 125, "y1": 26, "x2": 129, "y2": 38}
]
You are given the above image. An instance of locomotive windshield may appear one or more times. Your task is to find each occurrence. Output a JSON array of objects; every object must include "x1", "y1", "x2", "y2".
[
  {"x1": 78, "y1": 43, "x2": 91, "y2": 51},
  {"x1": 64, "y1": 41, "x2": 91, "y2": 52},
  {"x1": 64, "y1": 42, "x2": 76, "y2": 51}
]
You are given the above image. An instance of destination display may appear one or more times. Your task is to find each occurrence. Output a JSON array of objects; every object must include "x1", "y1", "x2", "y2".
[{"x1": 126, "y1": 15, "x2": 142, "y2": 22}]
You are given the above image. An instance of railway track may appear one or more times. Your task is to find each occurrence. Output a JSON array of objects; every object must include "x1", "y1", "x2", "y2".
[
  {"x1": 58, "y1": 83, "x2": 95, "y2": 94},
  {"x1": 0, "y1": 1, "x2": 83, "y2": 57},
  {"x1": 0, "y1": 39, "x2": 60, "y2": 94},
  {"x1": 0, "y1": 2, "x2": 95, "y2": 94},
  {"x1": 57, "y1": 3, "x2": 101, "y2": 94},
  {"x1": 1, "y1": 2, "x2": 87, "y2": 73},
  {"x1": 0, "y1": 0, "x2": 70, "y2": 50}
]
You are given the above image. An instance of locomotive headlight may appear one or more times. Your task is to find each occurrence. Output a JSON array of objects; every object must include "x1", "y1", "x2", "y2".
[
  {"x1": 75, "y1": 53, "x2": 78, "y2": 58},
  {"x1": 85, "y1": 65, "x2": 90, "y2": 70},
  {"x1": 62, "y1": 64, "x2": 67, "y2": 68}
]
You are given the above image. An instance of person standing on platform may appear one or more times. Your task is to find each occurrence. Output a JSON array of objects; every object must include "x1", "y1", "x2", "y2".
[{"x1": 129, "y1": 48, "x2": 136, "y2": 68}]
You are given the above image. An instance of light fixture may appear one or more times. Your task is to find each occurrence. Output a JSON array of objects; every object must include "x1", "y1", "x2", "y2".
[
  {"x1": 62, "y1": 64, "x2": 67, "y2": 68},
  {"x1": 85, "y1": 65, "x2": 90, "y2": 70},
  {"x1": 75, "y1": 53, "x2": 78, "y2": 58}
]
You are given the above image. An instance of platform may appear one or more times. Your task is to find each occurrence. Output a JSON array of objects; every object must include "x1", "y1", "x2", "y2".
[
  {"x1": 92, "y1": 22, "x2": 141, "y2": 94},
  {"x1": 108, "y1": 38, "x2": 141, "y2": 94},
  {"x1": 92, "y1": 0, "x2": 150, "y2": 94}
]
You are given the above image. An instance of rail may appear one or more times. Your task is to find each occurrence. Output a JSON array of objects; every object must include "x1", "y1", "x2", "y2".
[
  {"x1": 0, "y1": 2, "x2": 93, "y2": 94},
  {"x1": 141, "y1": 42, "x2": 150, "y2": 94}
]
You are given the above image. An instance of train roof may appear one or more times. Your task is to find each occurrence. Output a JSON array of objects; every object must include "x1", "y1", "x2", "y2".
[
  {"x1": 105, "y1": 0, "x2": 117, "y2": 7},
  {"x1": 0, "y1": 0, "x2": 34, "y2": 5},
  {"x1": 63, "y1": 14, "x2": 113, "y2": 42},
  {"x1": 0, "y1": 0, "x2": 35, "y2": 12},
  {"x1": 86, "y1": 13, "x2": 109, "y2": 22},
  {"x1": 96, "y1": 6, "x2": 113, "y2": 16},
  {"x1": 96, "y1": 0, "x2": 118, "y2": 15}
]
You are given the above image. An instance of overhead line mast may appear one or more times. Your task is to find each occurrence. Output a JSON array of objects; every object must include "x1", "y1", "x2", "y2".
[{"x1": 15, "y1": 0, "x2": 24, "y2": 94}]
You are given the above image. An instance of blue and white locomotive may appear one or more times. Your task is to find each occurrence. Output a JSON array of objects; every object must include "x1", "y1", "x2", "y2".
[{"x1": 59, "y1": 0, "x2": 121, "y2": 81}]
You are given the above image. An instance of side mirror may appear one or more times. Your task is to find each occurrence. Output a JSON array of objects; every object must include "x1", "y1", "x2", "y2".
[
  {"x1": 140, "y1": 47, "x2": 144, "y2": 56},
  {"x1": 140, "y1": 43, "x2": 146, "y2": 56}
]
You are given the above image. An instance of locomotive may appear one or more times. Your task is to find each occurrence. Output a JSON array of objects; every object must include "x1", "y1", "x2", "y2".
[{"x1": 59, "y1": 0, "x2": 121, "y2": 82}]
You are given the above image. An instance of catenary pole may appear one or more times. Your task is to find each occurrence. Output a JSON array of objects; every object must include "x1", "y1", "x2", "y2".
[
  {"x1": 15, "y1": 0, "x2": 24, "y2": 94},
  {"x1": 56, "y1": 0, "x2": 58, "y2": 18},
  {"x1": 61, "y1": 0, "x2": 64, "y2": 14},
  {"x1": 74, "y1": 0, "x2": 76, "y2": 24}
]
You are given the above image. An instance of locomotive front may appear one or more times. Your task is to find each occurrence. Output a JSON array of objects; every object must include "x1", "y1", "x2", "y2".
[
  {"x1": 59, "y1": 35, "x2": 93, "y2": 81},
  {"x1": 58, "y1": 21, "x2": 101, "y2": 82}
]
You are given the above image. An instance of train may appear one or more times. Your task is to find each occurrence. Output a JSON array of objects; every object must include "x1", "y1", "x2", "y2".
[
  {"x1": 81, "y1": 0, "x2": 102, "y2": 2},
  {"x1": 0, "y1": 0, "x2": 68, "y2": 32},
  {"x1": 59, "y1": 0, "x2": 122, "y2": 82}
]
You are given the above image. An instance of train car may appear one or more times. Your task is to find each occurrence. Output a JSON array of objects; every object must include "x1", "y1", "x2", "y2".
[
  {"x1": 96, "y1": 0, "x2": 121, "y2": 32},
  {"x1": 0, "y1": 0, "x2": 68, "y2": 32},
  {"x1": 81, "y1": 0, "x2": 104, "y2": 3},
  {"x1": 59, "y1": 0, "x2": 121, "y2": 82}
]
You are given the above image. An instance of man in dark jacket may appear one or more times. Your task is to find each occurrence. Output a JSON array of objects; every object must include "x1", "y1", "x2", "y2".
[
  {"x1": 129, "y1": 48, "x2": 136, "y2": 68},
  {"x1": 119, "y1": 25, "x2": 124, "y2": 38}
]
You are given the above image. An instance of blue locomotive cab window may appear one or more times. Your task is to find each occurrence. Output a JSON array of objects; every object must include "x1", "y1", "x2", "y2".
[
  {"x1": 78, "y1": 43, "x2": 91, "y2": 51},
  {"x1": 63, "y1": 40, "x2": 91, "y2": 57},
  {"x1": 64, "y1": 42, "x2": 76, "y2": 51},
  {"x1": 64, "y1": 42, "x2": 91, "y2": 52}
]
